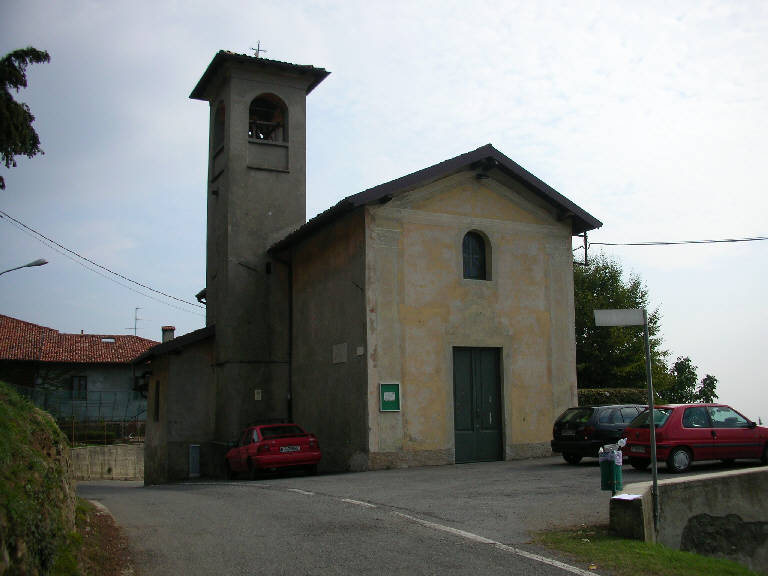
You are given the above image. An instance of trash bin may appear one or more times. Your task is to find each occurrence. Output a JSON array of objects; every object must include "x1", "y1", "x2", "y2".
[{"x1": 599, "y1": 443, "x2": 623, "y2": 495}]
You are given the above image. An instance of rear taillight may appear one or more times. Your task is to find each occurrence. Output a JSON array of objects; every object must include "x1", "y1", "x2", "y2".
[
  {"x1": 257, "y1": 443, "x2": 271, "y2": 454},
  {"x1": 308, "y1": 434, "x2": 319, "y2": 450},
  {"x1": 583, "y1": 426, "x2": 594, "y2": 440}
]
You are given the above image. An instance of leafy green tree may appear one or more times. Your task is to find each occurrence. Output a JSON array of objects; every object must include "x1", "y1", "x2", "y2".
[
  {"x1": 661, "y1": 356, "x2": 698, "y2": 403},
  {"x1": 697, "y1": 374, "x2": 718, "y2": 403},
  {"x1": 574, "y1": 254, "x2": 669, "y2": 390},
  {"x1": 658, "y1": 357, "x2": 719, "y2": 403},
  {"x1": 0, "y1": 47, "x2": 50, "y2": 190},
  {"x1": 574, "y1": 254, "x2": 718, "y2": 404}
]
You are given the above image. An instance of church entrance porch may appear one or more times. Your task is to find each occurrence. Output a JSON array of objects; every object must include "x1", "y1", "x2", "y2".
[{"x1": 453, "y1": 347, "x2": 503, "y2": 463}]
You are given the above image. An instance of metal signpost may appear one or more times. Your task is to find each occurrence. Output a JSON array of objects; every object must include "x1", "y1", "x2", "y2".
[{"x1": 594, "y1": 308, "x2": 659, "y2": 532}]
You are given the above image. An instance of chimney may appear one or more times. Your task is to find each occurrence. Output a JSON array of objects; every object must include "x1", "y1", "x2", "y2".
[{"x1": 161, "y1": 326, "x2": 175, "y2": 343}]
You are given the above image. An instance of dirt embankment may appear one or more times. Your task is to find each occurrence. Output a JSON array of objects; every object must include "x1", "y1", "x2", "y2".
[{"x1": 0, "y1": 382, "x2": 76, "y2": 574}]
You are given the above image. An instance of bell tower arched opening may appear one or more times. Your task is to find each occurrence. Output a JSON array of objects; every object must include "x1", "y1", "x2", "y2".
[{"x1": 249, "y1": 94, "x2": 288, "y2": 142}]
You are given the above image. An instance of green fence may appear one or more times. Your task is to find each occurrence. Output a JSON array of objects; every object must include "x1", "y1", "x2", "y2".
[{"x1": 8, "y1": 383, "x2": 146, "y2": 445}]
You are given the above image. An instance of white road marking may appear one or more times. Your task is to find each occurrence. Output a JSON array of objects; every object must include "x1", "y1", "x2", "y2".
[
  {"x1": 341, "y1": 498, "x2": 377, "y2": 508},
  {"x1": 393, "y1": 512, "x2": 601, "y2": 576},
  {"x1": 221, "y1": 482, "x2": 599, "y2": 574}
]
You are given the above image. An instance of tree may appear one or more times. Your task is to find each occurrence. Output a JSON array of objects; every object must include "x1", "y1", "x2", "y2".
[
  {"x1": 574, "y1": 254, "x2": 669, "y2": 390},
  {"x1": 0, "y1": 47, "x2": 50, "y2": 190},
  {"x1": 574, "y1": 254, "x2": 719, "y2": 404},
  {"x1": 657, "y1": 356, "x2": 719, "y2": 403},
  {"x1": 661, "y1": 356, "x2": 699, "y2": 403},
  {"x1": 697, "y1": 374, "x2": 719, "y2": 403}
]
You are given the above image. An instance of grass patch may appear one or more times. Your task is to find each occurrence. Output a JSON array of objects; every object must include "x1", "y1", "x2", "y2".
[{"x1": 535, "y1": 525, "x2": 758, "y2": 576}]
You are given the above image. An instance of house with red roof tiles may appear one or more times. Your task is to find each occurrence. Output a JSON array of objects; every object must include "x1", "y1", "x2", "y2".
[{"x1": 0, "y1": 314, "x2": 157, "y2": 421}]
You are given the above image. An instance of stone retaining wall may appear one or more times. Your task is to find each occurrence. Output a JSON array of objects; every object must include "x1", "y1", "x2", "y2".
[
  {"x1": 610, "y1": 467, "x2": 768, "y2": 574},
  {"x1": 72, "y1": 443, "x2": 144, "y2": 480}
]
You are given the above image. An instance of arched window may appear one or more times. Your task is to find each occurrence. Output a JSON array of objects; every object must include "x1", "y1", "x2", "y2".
[
  {"x1": 248, "y1": 94, "x2": 287, "y2": 142},
  {"x1": 463, "y1": 231, "x2": 488, "y2": 280},
  {"x1": 213, "y1": 101, "x2": 225, "y2": 151}
]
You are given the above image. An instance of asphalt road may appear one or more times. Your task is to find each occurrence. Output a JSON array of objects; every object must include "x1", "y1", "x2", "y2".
[{"x1": 78, "y1": 455, "x2": 755, "y2": 576}]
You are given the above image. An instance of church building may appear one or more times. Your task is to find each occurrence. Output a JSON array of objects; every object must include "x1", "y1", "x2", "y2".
[{"x1": 137, "y1": 51, "x2": 601, "y2": 483}]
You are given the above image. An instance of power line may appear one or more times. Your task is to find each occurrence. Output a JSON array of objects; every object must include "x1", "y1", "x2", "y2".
[
  {"x1": 4, "y1": 214, "x2": 204, "y2": 316},
  {"x1": 0, "y1": 209, "x2": 205, "y2": 313},
  {"x1": 590, "y1": 236, "x2": 768, "y2": 247}
]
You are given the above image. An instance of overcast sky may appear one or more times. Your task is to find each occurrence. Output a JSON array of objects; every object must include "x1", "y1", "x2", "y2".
[{"x1": 2, "y1": 1, "x2": 766, "y2": 420}]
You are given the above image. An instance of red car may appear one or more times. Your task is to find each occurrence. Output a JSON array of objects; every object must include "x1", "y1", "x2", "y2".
[
  {"x1": 224, "y1": 423, "x2": 321, "y2": 479},
  {"x1": 623, "y1": 403, "x2": 768, "y2": 473}
]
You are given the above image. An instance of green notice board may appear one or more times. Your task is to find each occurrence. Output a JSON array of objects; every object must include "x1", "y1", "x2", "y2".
[{"x1": 380, "y1": 383, "x2": 400, "y2": 412}]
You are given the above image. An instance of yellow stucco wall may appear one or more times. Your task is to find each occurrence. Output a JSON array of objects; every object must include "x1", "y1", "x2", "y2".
[{"x1": 365, "y1": 171, "x2": 577, "y2": 467}]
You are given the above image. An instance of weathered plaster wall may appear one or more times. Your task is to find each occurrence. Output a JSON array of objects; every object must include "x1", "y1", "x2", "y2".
[
  {"x1": 144, "y1": 338, "x2": 216, "y2": 484},
  {"x1": 366, "y1": 172, "x2": 577, "y2": 467},
  {"x1": 144, "y1": 357, "x2": 169, "y2": 484},
  {"x1": 291, "y1": 211, "x2": 369, "y2": 472}
]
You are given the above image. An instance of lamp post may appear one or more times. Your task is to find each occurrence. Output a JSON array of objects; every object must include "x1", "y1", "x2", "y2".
[
  {"x1": 594, "y1": 308, "x2": 659, "y2": 534},
  {"x1": 0, "y1": 258, "x2": 48, "y2": 276}
]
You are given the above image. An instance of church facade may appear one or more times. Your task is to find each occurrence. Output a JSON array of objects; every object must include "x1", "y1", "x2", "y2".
[{"x1": 139, "y1": 51, "x2": 601, "y2": 483}]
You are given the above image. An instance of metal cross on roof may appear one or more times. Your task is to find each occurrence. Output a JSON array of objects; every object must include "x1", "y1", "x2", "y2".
[{"x1": 251, "y1": 41, "x2": 267, "y2": 58}]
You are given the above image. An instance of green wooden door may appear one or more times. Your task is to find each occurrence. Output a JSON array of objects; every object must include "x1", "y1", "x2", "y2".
[{"x1": 453, "y1": 348, "x2": 502, "y2": 463}]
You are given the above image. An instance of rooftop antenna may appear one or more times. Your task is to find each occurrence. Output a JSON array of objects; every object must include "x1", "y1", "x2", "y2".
[
  {"x1": 125, "y1": 307, "x2": 143, "y2": 336},
  {"x1": 250, "y1": 41, "x2": 267, "y2": 58}
]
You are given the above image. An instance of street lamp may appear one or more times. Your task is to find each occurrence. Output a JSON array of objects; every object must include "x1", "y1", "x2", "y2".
[{"x1": 0, "y1": 258, "x2": 48, "y2": 276}]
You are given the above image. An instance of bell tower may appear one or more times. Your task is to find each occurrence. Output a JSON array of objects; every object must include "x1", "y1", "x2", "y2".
[{"x1": 191, "y1": 51, "x2": 329, "y2": 438}]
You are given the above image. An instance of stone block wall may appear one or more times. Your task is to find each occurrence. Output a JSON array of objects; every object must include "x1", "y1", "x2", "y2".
[{"x1": 72, "y1": 444, "x2": 144, "y2": 480}]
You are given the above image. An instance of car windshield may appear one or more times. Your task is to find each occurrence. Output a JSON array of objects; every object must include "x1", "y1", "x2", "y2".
[
  {"x1": 628, "y1": 408, "x2": 672, "y2": 428},
  {"x1": 260, "y1": 425, "x2": 305, "y2": 439},
  {"x1": 557, "y1": 408, "x2": 593, "y2": 424}
]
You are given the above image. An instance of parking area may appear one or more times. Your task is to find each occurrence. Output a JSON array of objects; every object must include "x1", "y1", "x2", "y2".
[
  {"x1": 254, "y1": 454, "x2": 763, "y2": 542},
  {"x1": 77, "y1": 455, "x2": 765, "y2": 575}
]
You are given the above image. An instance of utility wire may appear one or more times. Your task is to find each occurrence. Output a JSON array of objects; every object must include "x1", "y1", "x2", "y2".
[
  {"x1": 0, "y1": 209, "x2": 205, "y2": 313},
  {"x1": 590, "y1": 236, "x2": 768, "y2": 247}
]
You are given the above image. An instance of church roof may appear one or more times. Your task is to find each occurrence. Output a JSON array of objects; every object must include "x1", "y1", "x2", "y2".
[
  {"x1": 0, "y1": 314, "x2": 157, "y2": 364},
  {"x1": 270, "y1": 144, "x2": 602, "y2": 252},
  {"x1": 190, "y1": 51, "x2": 330, "y2": 100}
]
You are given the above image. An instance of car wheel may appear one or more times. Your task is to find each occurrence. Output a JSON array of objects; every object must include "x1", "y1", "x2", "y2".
[
  {"x1": 762, "y1": 444, "x2": 767, "y2": 465},
  {"x1": 562, "y1": 453, "x2": 582, "y2": 465},
  {"x1": 305, "y1": 464, "x2": 318, "y2": 476},
  {"x1": 667, "y1": 447, "x2": 692, "y2": 473},
  {"x1": 629, "y1": 458, "x2": 650, "y2": 470},
  {"x1": 248, "y1": 459, "x2": 258, "y2": 480}
]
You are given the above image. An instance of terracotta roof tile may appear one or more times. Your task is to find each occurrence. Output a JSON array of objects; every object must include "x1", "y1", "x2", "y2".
[{"x1": 0, "y1": 315, "x2": 158, "y2": 364}]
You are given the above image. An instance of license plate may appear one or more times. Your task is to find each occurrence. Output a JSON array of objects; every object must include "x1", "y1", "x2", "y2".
[
  {"x1": 280, "y1": 446, "x2": 300, "y2": 453},
  {"x1": 561, "y1": 430, "x2": 575, "y2": 437},
  {"x1": 630, "y1": 445, "x2": 645, "y2": 453}
]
